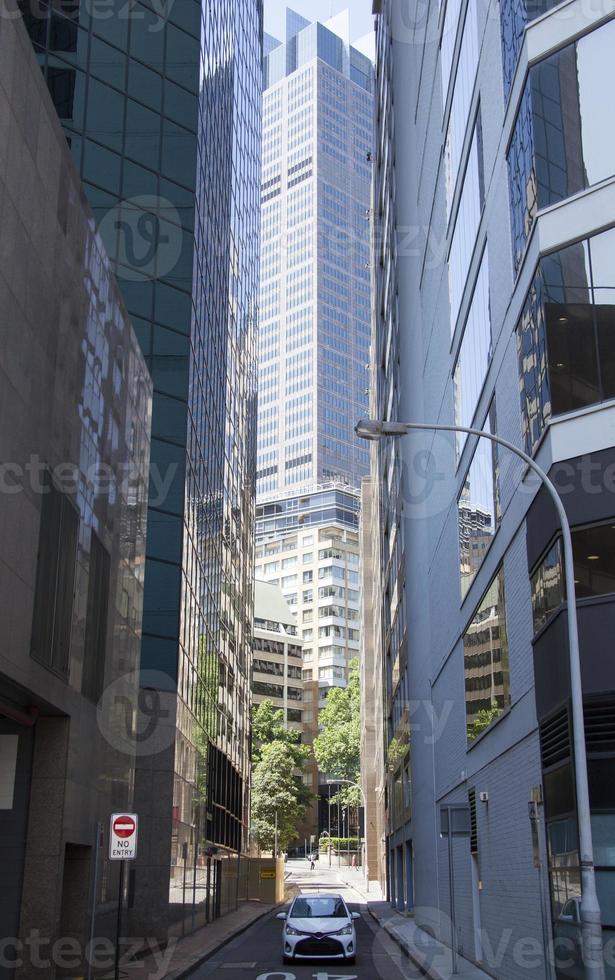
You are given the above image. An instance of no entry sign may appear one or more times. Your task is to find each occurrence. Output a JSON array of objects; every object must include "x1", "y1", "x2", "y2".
[{"x1": 109, "y1": 813, "x2": 138, "y2": 860}]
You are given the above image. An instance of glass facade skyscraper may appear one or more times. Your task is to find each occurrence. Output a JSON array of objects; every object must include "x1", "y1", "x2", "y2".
[
  {"x1": 258, "y1": 9, "x2": 373, "y2": 497},
  {"x1": 21, "y1": 0, "x2": 262, "y2": 938},
  {"x1": 256, "y1": 9, "x2": 374, "y2": 840}
]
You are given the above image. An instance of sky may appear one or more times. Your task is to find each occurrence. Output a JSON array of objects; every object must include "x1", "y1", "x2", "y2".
[{"x1": 264, "y1": 0, "x2": 375, "y2": 43}]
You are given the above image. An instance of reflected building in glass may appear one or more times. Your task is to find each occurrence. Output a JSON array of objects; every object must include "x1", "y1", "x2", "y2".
[
  {"x1": 21, "y1": 0, "x2": 263, "y2": 939},
  {"x1": 370, "y1": 0, "x2": 615, "y2": 973}
]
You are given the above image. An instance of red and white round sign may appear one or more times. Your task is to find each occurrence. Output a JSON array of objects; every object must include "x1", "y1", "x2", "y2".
[{"x1": 113, "y1": 815, "x2": 136, "y2": 839}]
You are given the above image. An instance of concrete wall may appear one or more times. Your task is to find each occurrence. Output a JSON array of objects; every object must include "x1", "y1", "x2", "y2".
[{"x1": 0, "y1": 6, "x2": 151, "y2": 977}]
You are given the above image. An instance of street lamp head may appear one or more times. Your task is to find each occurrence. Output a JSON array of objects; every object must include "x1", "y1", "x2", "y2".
[{"x1": 355, "y1": 419, "x2": 410, "y2": 440}]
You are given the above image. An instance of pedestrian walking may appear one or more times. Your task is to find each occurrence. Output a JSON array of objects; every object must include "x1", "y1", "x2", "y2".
[
  {"x1": 351, "y1": 853, "x2": 357, "y2": 870},
  {"x1": 309, "y1": 852, "x2": 315, "y2": 870}
]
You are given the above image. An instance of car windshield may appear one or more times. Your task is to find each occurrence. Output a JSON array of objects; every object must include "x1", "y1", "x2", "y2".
[{"x1": 290, "y1": 897, "x2": 348, "y2": 919}]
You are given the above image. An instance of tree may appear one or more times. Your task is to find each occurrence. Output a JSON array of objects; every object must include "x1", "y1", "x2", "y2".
[
  {"x1": 313, "y1": 658, "x2": 361, "y2": 789},
  {"x1": 250, "y1": 701, "x2": 312, "y2": 852},
  {"x1": 251, "y1": 700, "x2": 304, "y2": 765}
]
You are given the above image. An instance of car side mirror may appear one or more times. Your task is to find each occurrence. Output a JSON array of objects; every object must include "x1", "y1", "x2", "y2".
[
  {"x1": 276, "y1": 912, "x2": 287, "y2": 920},
  {"x1": 351, "y1": 911, "x2": 360, "y2": 919}
]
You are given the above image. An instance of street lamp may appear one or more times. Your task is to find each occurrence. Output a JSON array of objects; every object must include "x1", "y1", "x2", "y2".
[
  {"x1": 356, "y1": 418, "x2": 605, "y2": 980},
  {"x1": 326, "y1": 778, "x2": 369, "y2": 893}
]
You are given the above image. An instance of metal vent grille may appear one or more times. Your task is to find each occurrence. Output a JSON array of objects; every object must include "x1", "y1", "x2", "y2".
[
  {"x1": 468, "y1": 788, "x2": 478, "y2": 855},
  {"x1": 540, "y1": 708, "x2": 570, "y2": 768},
  {"x1": 585, "y1": 699, "x2": 615, "y2": 755}
]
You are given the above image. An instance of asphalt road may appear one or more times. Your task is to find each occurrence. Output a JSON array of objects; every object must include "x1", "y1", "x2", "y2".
[{"x1": 188, "y1": 862, "x2": 421, "y2": 980}]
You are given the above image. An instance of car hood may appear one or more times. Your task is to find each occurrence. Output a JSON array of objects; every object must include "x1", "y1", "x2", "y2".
[{"x1": 286, "y1": 917, "x2": 351, "y2": 935}]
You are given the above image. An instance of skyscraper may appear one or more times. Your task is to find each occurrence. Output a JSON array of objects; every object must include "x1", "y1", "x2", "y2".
[
  {"x1": 20, "y1": 0, "x2": 263, "y2": 939},
  {"x1": 256, "y1": 9, "x2": 374, "y2": 841},
  {"x1": 257, "y1": 8, "x2": 373, "y2": 498},
  {"x1": 369, "y1": 0, "x2": 615, "y2": 974}
]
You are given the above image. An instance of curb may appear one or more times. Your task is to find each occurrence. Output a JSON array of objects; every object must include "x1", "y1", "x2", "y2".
[
  {"x1": 367, "y1": 906, "x2": 442, "y2": 980},
  {"x1": 169, "y1": 900, "x2": 287, "y2": 980}
]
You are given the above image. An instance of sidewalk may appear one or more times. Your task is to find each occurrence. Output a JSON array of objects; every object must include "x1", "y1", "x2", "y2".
[
  {"x1": 368, "y1": 902, "x2": 493, "y2": 980},
  {"x1": 120, "y1": 901, "x2": 282, "y2": 980},
  {"x1": 338, "y1": 869, "x2": 384, "y2": 903}
]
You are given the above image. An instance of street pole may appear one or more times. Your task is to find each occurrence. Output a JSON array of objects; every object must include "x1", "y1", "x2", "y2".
[
  {"x1": 114, "y1": 861, "x2": 125, "y2": 980},
  {"x1": 328, "y1": 784, "x2": 332, "y2": 867},
  {"x1": 356, "y1": 418, "x2": 605, "y2": 979}
]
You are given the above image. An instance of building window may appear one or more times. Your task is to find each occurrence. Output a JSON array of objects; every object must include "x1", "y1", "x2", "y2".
[
  {"x1": 253, "y1": 681, "x2": 284, "y2": 699},
  {"x1": 464, "y1": 567, "x2": 511, "y2": 742},
  {"x1": 287, "y1": 708, "x2": 302, "y2": 722},
  {"x1": 448, "y1": 120, "x2": 484, "y2": 334},
  {"x1": 531, "y1": 522, "x2": 615, "y2": 634},
  {"x1": 499, "y1": 0, "x2": 559, "y2": 97},
  {"x1": 303, "y1": 669, "x2": 313, "y2": 680},
  {"x1": 253, "y1": 658, "x2": 284, "y2": 677},
  {"x1": 508, "y1": 20, "x2": 615, "y2": 272},
  {"x1": 458, "y1": 401, "x2": 500, "y2": 598},
  {"x1": 30, "y1": 479, "x2": 79, "y2": 678},
  {"x1": 82, "y1": 532, "x2": 111, "y2": 702},
  {"x1": 517, "y1": 226, "x2": 615, "y2": 453},
  {"x1": 453, "y1": 248, "x2": 492, "y2": 454}
]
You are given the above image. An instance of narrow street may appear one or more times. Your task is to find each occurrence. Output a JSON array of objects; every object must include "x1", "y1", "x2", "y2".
[{"x1": 188, "y1": 860, "x2": 421, "y2": 980}]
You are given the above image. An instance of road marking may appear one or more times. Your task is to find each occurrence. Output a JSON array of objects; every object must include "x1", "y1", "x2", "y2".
[{"x1": 220, "y1": 964, "x2": 257, "y2": 970}]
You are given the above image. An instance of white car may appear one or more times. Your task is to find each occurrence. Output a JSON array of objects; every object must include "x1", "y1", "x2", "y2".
[{"x1": 277, "y1": 893, "x2": 360, "y2": 964}]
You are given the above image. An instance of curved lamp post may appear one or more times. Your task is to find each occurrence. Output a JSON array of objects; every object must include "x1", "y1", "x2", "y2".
[
  {"x1": 356, "y1": 418, "x2": 604, "y2": 980},
  {"x1": 326, "y1": 778, "x2": 369, "y2": 893}
]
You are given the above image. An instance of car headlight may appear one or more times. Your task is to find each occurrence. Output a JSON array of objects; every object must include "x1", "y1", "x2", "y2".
[
  {"x1": 285, "y1": 925, "x2": 300, "y2": 936},
  {"x1": 338, "y1": 925, "x2": 353, "y2": 935}
]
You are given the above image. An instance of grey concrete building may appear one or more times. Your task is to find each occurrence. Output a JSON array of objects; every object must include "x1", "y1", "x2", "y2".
[
  {"x1": 369, "y1": 0, "x2": 615, "y2": 976},
  {"x1": 0, "y1": 10, "x2": 151, "y2": 978}
]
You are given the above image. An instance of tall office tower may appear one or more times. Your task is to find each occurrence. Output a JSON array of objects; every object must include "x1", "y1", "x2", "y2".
[
  {"x1": 20, "y1": 0, "x2": 262, "y2": 938},
  {"x1": 258, "y1": 8, "x2": 373, "y2": 498},
  {"x1": 369, "y1": 0, "x2": 615, "y2": 976},
  {"x1": 256, "y1": 9, "x2": 374, "y2": 840}
]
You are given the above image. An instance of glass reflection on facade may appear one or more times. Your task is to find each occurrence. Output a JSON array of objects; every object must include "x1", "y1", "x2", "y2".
[
  {"x1": 531, "y1": 523, "x2": 615, "y2": 633},
  {"x1": 517, "y1": 226, "x2": 615, "y2": 452},
  {"x1": 507, "y1": 19, "x2": 615, "y2": 271},
  {"x1": 453, "y1": 247, "x2": 492, "y2": 450},
  {"x1": 458, "y1": 402, "x2": 500, "y2": 598},
  {"x1": 22, "y1": 0, "x2": 263, "y2": 936},
  {"x1": 448, "y1": 119, "x2": 485, "y2": 333},
  {"x1": 464, "y1": 568, "x2": 511, "y2": 741},
  {"x1": 499, "y1": 0, "x2": 559, "y2": 97}
]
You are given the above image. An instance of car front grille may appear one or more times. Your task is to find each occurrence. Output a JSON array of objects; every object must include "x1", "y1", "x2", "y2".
[{"x1": 295, "y1": 936, "x2": 344, "y2": 956}]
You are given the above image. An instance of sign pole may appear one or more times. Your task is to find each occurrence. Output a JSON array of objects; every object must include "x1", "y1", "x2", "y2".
[{"x1": 114, "y1": 860, "x2": 125, "y2": 980}]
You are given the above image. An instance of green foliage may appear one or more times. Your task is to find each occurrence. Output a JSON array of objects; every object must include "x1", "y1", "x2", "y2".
[
  {"x1": 313, "y1": 659, "x2": 361, "y2": 783},
  {"x1": 252, "y1": 700, "x2": 302, "y2": 760},
  {"x1": 250, "y1": 701, "x2": 312, "y2": 851},
  {"x1": 329, "y1": 785, "x2": 362, "y2": 808},
  {"x1": 467, "y1": 704, "x2": 501, "y2": 742},
  {"x1": 387, "y1": 737, "x2": 407, "y2": 772},
  {"x1": 318, "y1": 837, "x2": 359, "y2": 851}
]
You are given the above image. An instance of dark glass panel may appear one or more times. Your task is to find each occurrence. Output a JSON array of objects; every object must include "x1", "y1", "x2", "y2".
[{"x1": 572, "y1": 525, "x2": 615, "y2": 599}]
